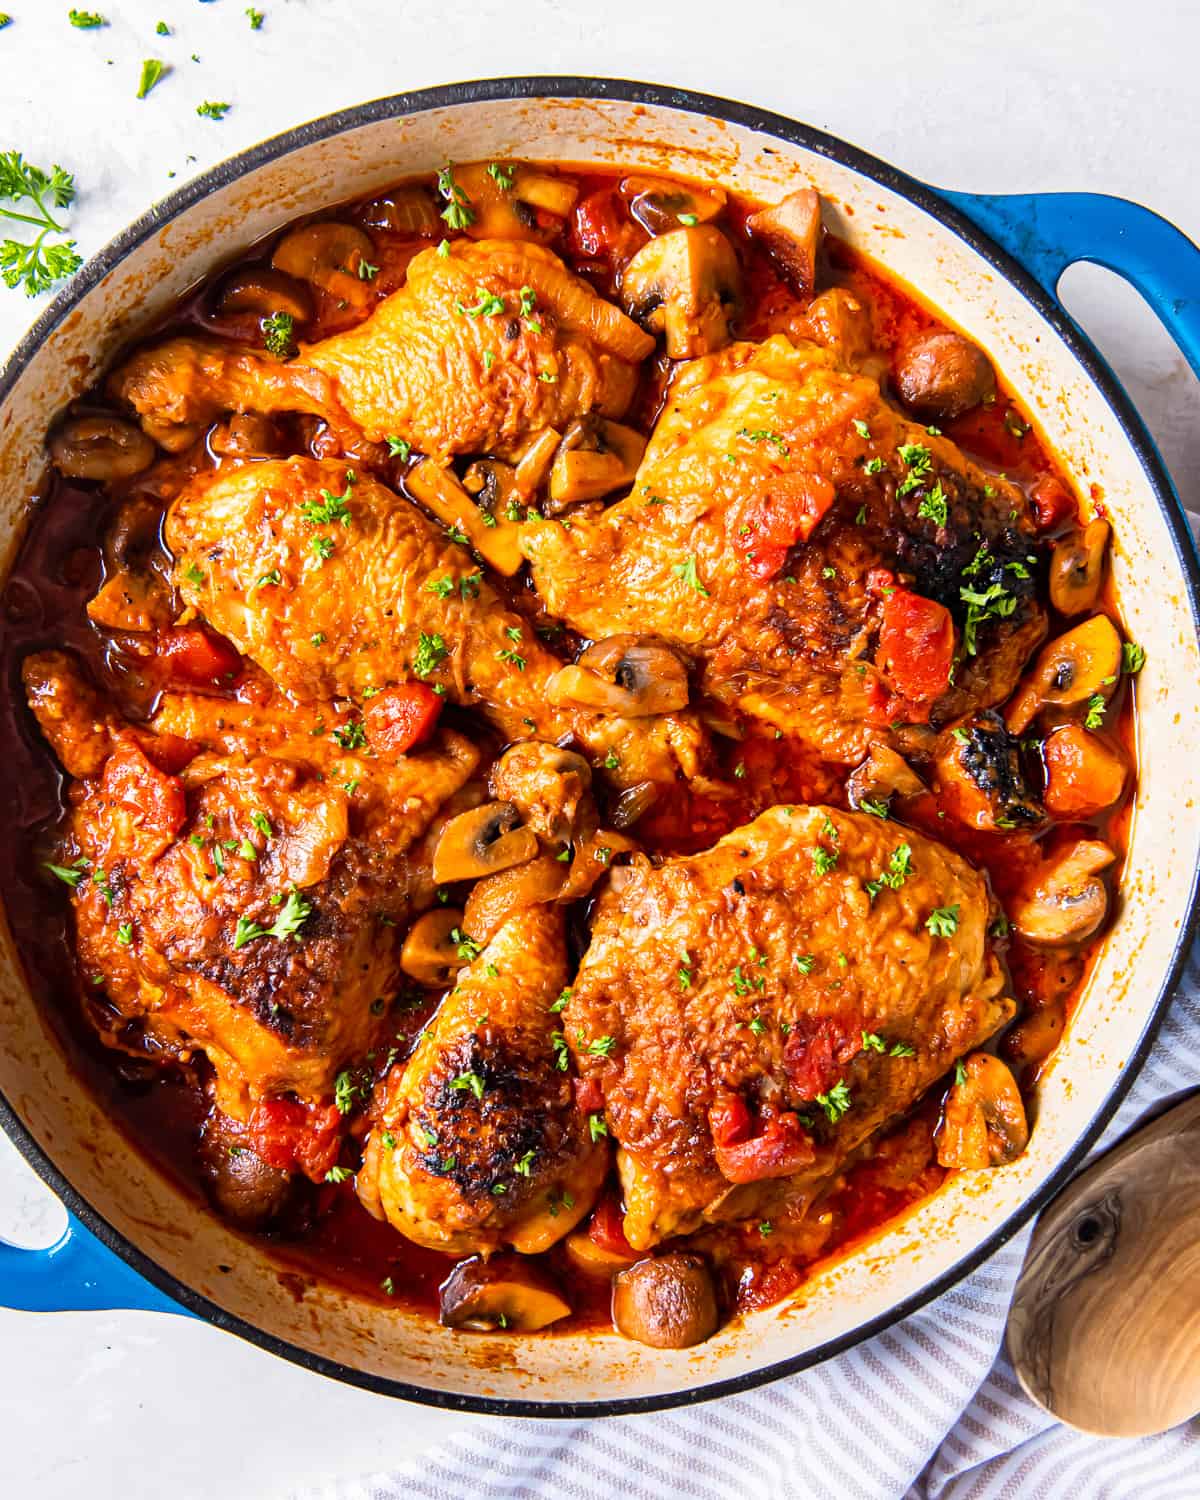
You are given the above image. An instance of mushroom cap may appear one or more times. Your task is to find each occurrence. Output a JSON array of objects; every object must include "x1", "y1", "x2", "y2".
[{"x1": 431, "y1": 801, "x2": 539, "y2": 884}]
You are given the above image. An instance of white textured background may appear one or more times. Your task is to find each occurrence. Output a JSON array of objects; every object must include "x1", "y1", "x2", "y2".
[{"x1": 1, "y1": 1, "x2": 1197, "y2": 1495}]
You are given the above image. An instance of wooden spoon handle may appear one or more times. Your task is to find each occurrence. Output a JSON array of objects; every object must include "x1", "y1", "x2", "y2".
[{"x1": 1007, "y1": 1091, "x2": 1200, "y2": 1438}]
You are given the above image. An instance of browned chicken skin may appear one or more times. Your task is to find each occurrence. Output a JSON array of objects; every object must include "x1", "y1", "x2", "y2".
[
  {"x1": 358, "y1": 905, "x2": 608, "y2": 1255},
  {"x1": 566, "y1": 803, "x2": 1012, "y2": 1249},
  {"x1": 165, "y1": 456, "x2": 707, "y2": 786},
  {"x1": 523, "y1": 335, "x2": 1046, "y2": 762},
  {"x1": 24, "y1": 650, "x2": 478, "y2": 1117}
]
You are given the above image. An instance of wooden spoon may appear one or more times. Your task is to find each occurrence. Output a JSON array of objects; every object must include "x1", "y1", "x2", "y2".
[{"x1": 1006, "y1": 1090, "x2": 1200, "y2": 1437}]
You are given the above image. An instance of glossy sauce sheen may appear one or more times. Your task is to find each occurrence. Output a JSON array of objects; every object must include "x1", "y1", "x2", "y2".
[{"x1": 0, "y1": 166, "x2": 1133, "y2": 1329}]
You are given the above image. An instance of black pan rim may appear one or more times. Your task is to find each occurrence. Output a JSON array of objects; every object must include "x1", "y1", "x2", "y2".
[{"x1": 1, "y1": 74, "x2": 1197, "y2": 1420}]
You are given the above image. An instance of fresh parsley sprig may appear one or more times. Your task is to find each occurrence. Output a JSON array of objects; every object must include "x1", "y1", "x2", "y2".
[{"x1": 0, "y1": 152, "x2": 83, "y2": 297}]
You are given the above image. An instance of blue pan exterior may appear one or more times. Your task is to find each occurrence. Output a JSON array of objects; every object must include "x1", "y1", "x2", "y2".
[{"x1": 1, "y1": 77, "x2": 1198, "y2": 1417}]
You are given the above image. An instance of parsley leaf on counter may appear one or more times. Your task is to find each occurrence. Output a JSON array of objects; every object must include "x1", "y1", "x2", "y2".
[
  {"x1": 68, "y1": 9, "x2": 106, "y2": 27},
  {"x1": 0, "y1": 152, "x2": 82, "y2": 297},
  {"x1": 197, "y1": 101, "x2": 231, "y2": 121},
  {"x1": 137, "y1": 58, "x2": 166, "y2": 99},
  {"x1": 246, "y1": 6, "x2": 265, "y2": 27}
]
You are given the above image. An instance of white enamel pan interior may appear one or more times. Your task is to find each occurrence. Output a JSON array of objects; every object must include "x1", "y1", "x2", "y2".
[{"x1": 1, "y1": 79, "x2": 1198, "y2": 1415}]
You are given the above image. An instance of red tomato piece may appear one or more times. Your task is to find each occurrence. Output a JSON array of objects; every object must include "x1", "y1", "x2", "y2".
[
  {"x1": 569, "y1": 189, "x2": 639, "y2": 261},
  {"x1": 587, "y1": 1194, "x2": 635, "y2": 1258},
  {"x1": 156, "y1": 626, "x2": 243, "y2": 689},
  {"x1": 102, "y1": 737, "x2": 187, "y2": 840},
  {"x1": 573, "y1": 1076, "x2": 605, "y2": 1113},
  {"x1": 714, "y1": 1112, "x2": 816, "y2": 1184},
  {"x1": 247, "y1": 1098, "x2": 342, "y2": 1182},
  {"x1": 730, "y1": 473, "x2": 836, "y2": 580},
  {"x1": 1029, "y1": 474, "x2": 1076, "y2": 532},
  {"x1": 708, "y1": 1093, "x2": 752, "y2": 1148},
  {"x1": 783, "y1": 1013, "x2": 862, "y2": 1100},
  {"x1": 363, "y1": 682, "x2": 443, "y2": 755},
  {"x1": 877, "y1": 587, "x2": 955, "y2": 703}
]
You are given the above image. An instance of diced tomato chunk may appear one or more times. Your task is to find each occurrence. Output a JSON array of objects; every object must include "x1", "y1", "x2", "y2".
[
  {"x1": 783, "y1": 1013, "x2": 862, "y2": 1100},
  {"x1": 248, "y1": 1097, "x2": 342, "y2": 1181},
  {"x1": 568, "y1": 189, "x2": 640, "y2": 261},
  {"x1": 1042, "y1": 725, "x2": 1126, "y2": 817},
  {"x1": 714, "y1": 1111, "x2": 816, "y2": 1184},
  {"x1": 1029, "y1": 474, "x2": 1076, "y2": 532},
  {"x1": 156, "y1": 626, "x2": 243, "y2": 689},
  {"x1": 708, "y1": 1092, "x2": 752, "y2": 1148},
  {"x1": 587, "y1": 1194, "x2": 635, "y2": 1258},
  {"x1": 574, "y1": 1075, "x2": 605, "y2": 1113},
  {"x1": 364, "y1": 682, "x2": 443, "y2": 755},
  {"x1": 730, "y1": 472, "x2": 837, "y2": 580},
  {"x1": 877, "y1": 587, "x2": 955, "y2": 703},
  {"x1": 102, "y1": 737, "x2": 187, "y2": 840}
]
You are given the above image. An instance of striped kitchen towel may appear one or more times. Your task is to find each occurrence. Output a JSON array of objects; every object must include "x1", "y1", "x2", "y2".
[{"x1": 299, "y1": 944, "x2": 1200, "y2": 1500}]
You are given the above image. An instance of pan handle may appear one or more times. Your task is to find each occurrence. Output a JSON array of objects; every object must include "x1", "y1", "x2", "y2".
[
  {"x1": 938, "y1": 191, "x2": 1200, "y2": 382},
  {"x1": 0, "y1": 1210, "x2": 188, "y2": 1315}
]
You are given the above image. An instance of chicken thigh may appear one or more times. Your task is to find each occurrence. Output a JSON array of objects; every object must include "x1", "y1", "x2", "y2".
[
  {"x1": 166, "y1": 456, "x2": 706, "y2": 786},
  {"x1": 566, "y1": 803, "x2": 1012, "y2": 1249},
  {"x1": 24, "y1": 650, "x2": 478, "y2": 1119},
  {"x1": 523, "y1": 334, "x2": 1046, "y2": 762},
  {"x1": 357, "y1": 905, "x2": 608, "y2": 1254}
]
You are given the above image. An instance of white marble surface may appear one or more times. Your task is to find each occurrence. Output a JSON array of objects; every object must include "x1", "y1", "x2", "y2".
[{"x1": 1, "y1": 1, "x2": 1197, "y2": 1495}]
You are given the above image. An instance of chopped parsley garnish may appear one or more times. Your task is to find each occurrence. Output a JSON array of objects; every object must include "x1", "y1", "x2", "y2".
[
  {"x1": 331, "y1": 720, "x2": 366, "y2": 750},
  {"x1": 251, "y1": 812, "x2": 272, "y2": 839},
  {"x1": 738, "y1": 427, "x2": 790, "y2": 456},
  {"x1": 861, "y1": 1031, "x2": 886, "y2": 1053},
  {"x1": 677, "y1": 212, "x2": 699, "y2": 225},
  {"x1": 954, "y1": 1058, "x2": 968, "y2": 1087},
  {"x1": 325, "y1": 1165, "x2": 353, "y2": 1184},
  {"x1": 386, "y1": 435, "x2": 411, "y2": 460},
  {"x1": 551, "y1": 1031, "x2": 570, "y2": 1071},
  {"x1": 852, "y1": 419, "x2": 871, "y2": 440},
  {"x1": 864, "y1": 457, "x2": 886, "y2": 475},
  {"x1": 487, "y1": 162, "x2": 515, "y2": 190},
  {"x1": 234, "y1": 885, "x2": 313, "y2": 948},
  {"x1": 334, "y1": 1068, "x2": 364, "y2": 1115},
  {"x1": 672, "y1": 554, "x2": 710, "y2": 596},
  {"x1": 812, "y1": 846, "x2": 838, "y2": 876},
  {"x1": 459, "y1": 571, "x2": 482, "y2": 600},
  {"x1": 45, "y1": 857, "x2": 88, "y2": 888},
  {"x1": 310, "y1": 632, "x2": 326, "y2": 647},
  {"x1": 310, "y1": 534, "x2": 334, "y2": 562},
  {"x1": 550, "y1": 987, "x2": 571, "y2": 1013},
  {"x1": 731, "y1": 965, "x2": 765, "y2": 996},
  {"x1": 859, "y1": 796, "x2": 890, "y2": 819},
  {"x1": 1122, "y1": 642, "x2": 1146, "y2": 675},
  {"x1": 116, "y1": 922, "x2": 134, "y2": 946},
  {"x1": 925, "y1": 904, "x2": 960, "y2": 938},
  {"x1": 496, "y1": 647, "x2": 526, "y2": 670},
  {"x1": 413, "y1": 631, "x2": 448, "y2": 678},
  {"x1": 855, "y1": 505, "x2": 868, "y2": 525},
  {"x1": 816, "y1": 1079, "x2": 852, "y2": 1124},
  {"x1": 514, "y1": 1150, "x2": 536, "y2": 1176},
  {"x1": 1003, "y1": 409, "x2": 1029, "y2": 440},
  {"x1": 300, "y1": 478, "x2": 353, "y2": 526},
  {"x1": 196, "y1": 101, "x2": 231, "y2": 121},
  {"x1": 678, "y1": 956, "x2": 693, "y2": 989},
  {"x1": 450, "y1": 1070, "x2": 485, "y2": 1100},
  {"x1": 588, "y1": 1113, "x2": 608, "y2": 1142},
  {"x1": 446, "y1": 522, "x2": 470, "y2": 546},
  {"x1": 69, "y1": 9, "x2": 106, "y2": 26},
  {"x1": 585, "y1": 1035, "x2": 617, "y2": 1058},
  {"x1": 890, "y1": 1041, "x2": 916, "y2": 1058},
  {"x1": 896, "y1": 442, "x2": 933, "y2": 495},
  {"x1": 457, "y1": 287, "x2": 506, "y2": 319},
  {"x1": 794, "y1": 953, "x2": 815, "y2": 975},
  {"x1": 136, "y1": 58, "x2": 166, "y2": 99},
  {"x1": 917, "y1": 481, "x2": 949, "y2": 526},
  {"x1": 254, "y1": 568, "x2": 282, "y2": 589},
  {"x1": 864, "y1": 843, "x2": 914, "y2": 901},
  {"x1": 183, "y1": 562, "x2": 206, "y2": 587},
  {"x1": 261, "y1": 310, "x2": 294, "y2": 359},
  {"x1": 960, "y1": 579, "x2": 1016, "y2": 655},
  {"x1": 748, "y1": 1015, "x2": 767, "y2": 1036},
  {"x1": 449, "y1": 928, "x2": 482, "y2": 962},
  {"x1": 1084, "y1": 694, "x2": 1107, "y2": 729},
  {"x1": 426, "y1": 574, "x2": 455, "y2": 599},
  {"x1": 758, "y1": 1220, "x2": 773, "y2": 1237},
  {"x1": 380, "y1": 1277, "x2": 396, "y2": 1296},
  {"x1": 246, "y1": 6, "x2": 265, "y2": 27}
]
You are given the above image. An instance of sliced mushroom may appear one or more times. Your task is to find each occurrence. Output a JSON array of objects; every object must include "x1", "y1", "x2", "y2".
[
  {"x1": 566, "y1": 1231, "x2": 639, "y2": 1276},
  {"x1": 513, "y1": 426, "x2": 561, "y2": 499},
  {"x1": 547, "y1": 417, "x2": 646, "y2": 509},
  {"x1": 49, "y1": 414, "x2": 156, "y2": 481},
  {"x1": 271, "y1": 221, "x2": 376, "y2": 309},
  {"x1": 1010, "y1": 838, "x2": 1116, "y2": 947},
  {"x1": 489, "y1": 741, "x2": 594, "y2": 841},
  {"x1": 1042, "y1": 724, "x2": 1127, "y2": 818},
  {"x1": 359, "y1": 186, "x2": 440, "y2": 236},
  {"x1": 619, "y1": 174, "x2": 726, "y2": 237},
  {"x1": 209, "y1": 412, "x2": 286, "y2": 460},
  {"x1": 936, "y1": 1053, "x2": 1029, "y2": 1169},
  {"x1": 405, "y1": 457, "x2": 524, "y2": 575},
  {"x1": 747, "y1": 186, "x2": 822, "y2": 297},
  {"x1": 445, "y1": 164, "x2": 579, "y2": 243},
  {"x1": 935, "y1": 711, "x2": 1044, "y2": 832},
  {"x1": 198, "y1": 1109, "x2": 296, "y2": 1231},
  {"x1": 439, "y1": 1254, "x2": 571, "y2": 1331},
  {"x1": 1005, "y1": 615, "x2": 1123, "y2": 735},
  {"x1": 1048, "y1": 520, "x2": 1110, "y2": 616},
  {"x1": 612, "y1": 1252, "x2": 720, "y2": 1349},
  {"x1": 462, "y1": 853, "x2": 567, "y2": 945},
  {"x1": 546, "y1": 635, "x2": 690, "y2": 717},
  {"x1": 399, "y1": 907, "x2": 471, "y2": 987},
  {"x1": 620, "y1": 225, "x2": 742, "y2": 359},
  {"x1": 846, "y1": 742, "x2": 925, "y2": 813},
  {"x1": 893, "y1": 330, "x2": 996, "y2": 424},
  {"x1": 215, "y1": 267, "x2": 313, "y2": 323},
  {"x1": 511, "y1": 166, "x2": 579, "y2": 219},
  {"x1": 431, "y1": 802, "x2": 538, "y2": 884}
]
